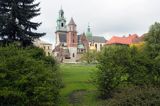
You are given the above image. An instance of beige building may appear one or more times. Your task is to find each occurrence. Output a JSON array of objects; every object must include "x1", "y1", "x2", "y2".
[
  {"x1": 34, "y1": 39, "x2": 53, "y2": 56},
  {"x1": 88, "y1": 36, "x2": 106, "y2": 52}
]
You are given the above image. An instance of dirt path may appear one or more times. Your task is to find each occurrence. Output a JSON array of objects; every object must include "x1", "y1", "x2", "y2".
[{"x1": 68, "y1": 90, "x2": 87, "y2": 105}]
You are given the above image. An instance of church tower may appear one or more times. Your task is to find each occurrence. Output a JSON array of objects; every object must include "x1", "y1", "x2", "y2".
[
  {"x1": 67, "y1": 18, "x2": 78, "y2": 62},
  {"x1": 55, "y1": 8, "x2": 67, "y2": 46}
]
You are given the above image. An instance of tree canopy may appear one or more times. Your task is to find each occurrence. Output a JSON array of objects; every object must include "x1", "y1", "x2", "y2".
[
  {"x1": 0, "y1": 44, "x2": 62, "y2": 105},
  {"x1": 0, "y1": 0, "x2": 45, "y2": 46}
]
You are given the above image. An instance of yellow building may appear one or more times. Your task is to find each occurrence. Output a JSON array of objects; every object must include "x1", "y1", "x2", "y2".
[{"x1": 33, "y1": 39, "x2": 53, "y2": 56}]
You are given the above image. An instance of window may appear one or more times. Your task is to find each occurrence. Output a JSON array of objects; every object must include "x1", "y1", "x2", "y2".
[
  {"x1": 73, "y1": 53, "x2": 75, "y2": 57},
  {"x1": 48, "y1": 52, "x2": 50, "y2": 56},
  {"x1": 48, "y1": 46, "x2": 50, "y2": 49},
  {"x1": 61, "y1": 23, "x2": 64, "y2": 27},
  {"x1": 95, "y1": 44, "x2": 97, "y2": 49},
  {"x1": 100, "y1": 44, "x2": 102, "y2": 49}
]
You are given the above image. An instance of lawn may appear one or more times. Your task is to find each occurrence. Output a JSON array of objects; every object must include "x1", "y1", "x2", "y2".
[{"x1": 59, "y1": 64, "x2": 99, "y2": 106}]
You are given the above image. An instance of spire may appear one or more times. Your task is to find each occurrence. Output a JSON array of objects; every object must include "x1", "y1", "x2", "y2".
[
  {"x1": 87, "y1": 23, "x2": 91, "y2": 32},
  {"x1": 86, "y1": 23, "x2": 92, "y2": 37},
  {"x1": 61, "y1": 5, "x2": 62, "y2": 10},
  {"x1": 68, "y1": 17, "x2": 76, "y2": 26},
  {"x1": 59, "y1": 7, "x2": 64, "y2": 18}
]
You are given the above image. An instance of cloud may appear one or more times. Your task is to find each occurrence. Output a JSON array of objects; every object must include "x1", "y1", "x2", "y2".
[{"x1": 35, "y1": 0, "x2": 160, "y2": 45}]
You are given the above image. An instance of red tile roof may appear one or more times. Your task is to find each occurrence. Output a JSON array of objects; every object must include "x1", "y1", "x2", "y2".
[{"x1": 107, "y1": 34, "x2": 139, "y2": 45}]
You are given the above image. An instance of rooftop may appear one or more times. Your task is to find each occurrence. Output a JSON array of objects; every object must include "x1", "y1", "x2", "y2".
[{"x1": 107, "y1": 34, "x2": 142, "y2": 45}]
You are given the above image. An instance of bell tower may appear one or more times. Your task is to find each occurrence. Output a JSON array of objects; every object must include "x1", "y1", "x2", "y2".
[
  {"x1": 55, "y1": 8, "x2": 67, "y2": 46},
  {"x1": 67, "y1": 18, "x2": 77, "y2": 47},
  {"x1": 56, "y1": 8, "x2": 67, "y2": 31},
  {"x1": 67, "y1": 18, "x2": 78, "y2": 62}
]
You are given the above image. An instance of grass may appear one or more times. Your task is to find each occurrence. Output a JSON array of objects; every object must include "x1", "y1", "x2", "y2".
[
  {"x1": 59, "y1": 64, "x2": 160, "y2": 106},
  {"x1": 59, "y1": 64, "x2": 98, "y2": 106}
]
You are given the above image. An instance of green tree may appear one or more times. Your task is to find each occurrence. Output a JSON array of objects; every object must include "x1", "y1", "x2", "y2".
[
  {"x1": 144, "y1": 22, "x2": 160, "y2": 86},
  {"x1": 0, "y1": 45, "x2": 62, "y2": 106},
  {"x1": 127, "y1": 46, "x2": 152, "y2": 86},
  {"x1": 0, "y1": 0, "x2": 45, "y2": 46},
  {"x1": 95, "y1": 45, "x2": 131, "y2": 99},
  {"x1": 145, "y1": 22, "x2": 160, "y2": 59},
  {"x1": 81, "y1": 50, "x2": 97, "y2": 64}
]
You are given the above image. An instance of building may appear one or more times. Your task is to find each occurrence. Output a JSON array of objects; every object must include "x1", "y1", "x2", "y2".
[
  {"x1": 83, "y1": 25, "x2": 106, "y2": 51},
  {"x1": 53, "y1": 8, "x2": 106, "y2": 63},
  {"x1": 34, "y1": 39, "x2": 52, "y2": 56},
  {"x1": 106, "y1": 34, "x2": 144, "y2": 46}
]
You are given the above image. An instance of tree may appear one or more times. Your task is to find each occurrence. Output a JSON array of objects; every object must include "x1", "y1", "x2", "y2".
[
  {"x1": 0, "y1": 45, "x2": 62, "y2": 105},
  {"x1": 95, "y1": 45, "x2": 131, "y2": 99},
  {"x1": 80, "y1": 50, "x2": 97, "y2": 64},
  {"x1": 144, "y1": 22, "x2": 160, "y2": 86},
  {"x1": 0, "y1": 0, "x2": 45, "y2": 46},
  {"x1": 145, "y1": 22, "x2": 160, "y2": 59}
]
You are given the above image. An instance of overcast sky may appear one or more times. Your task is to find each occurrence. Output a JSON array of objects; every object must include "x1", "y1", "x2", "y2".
[{"x1": 35, "y1": 0, "x2": 160, "y2": 46}]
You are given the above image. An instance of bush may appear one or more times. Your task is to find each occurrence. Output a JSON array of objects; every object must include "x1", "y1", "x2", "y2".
[
  {"x1": 95, "y1": 45, "x2": 131, "y2": 99},
  {"x1": 107, "y1": 86, "x2": 160, "y2": 106},
  {"x1": 95, "y1": 45, "x2": 153, "y2": 99},
  {"x1": 80, "y1": 50, "x2": 98, "y2": 64},
  {"x1": 0, "y1": 44, "x2": 62, "y2": 106},
  {"x1": 144, "y1": 22, "x2": 160, "y2": 86}
]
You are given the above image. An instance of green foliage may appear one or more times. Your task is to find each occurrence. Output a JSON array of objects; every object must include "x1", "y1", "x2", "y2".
[
  {"x1": 145, "y1": 22, "x2": 160, "y2": 59},
  {"x1": 0, "y1": 0, "x2": 45, "y2": 46},
  {"x1": 127, "y1": 47, "x2": 152, "y2": 85},
  {"x1": 0, "y1": 45, "x2": 62, "y2": 106},
  {"x1": 95, "y1": 45, "x2": 131, "y2": 99},
  {"x1": 106, "y1": 87, "x2": 160, "y2": 106},
  {"x1": 80, "y1": 50, "x2": 98, "y2": 64},
  {"x1": 144, "y1": 22, "x2": 160, "y2": 86},
  {"x1": 95, "y1": 45, "x2": 157, "y2": 99}
]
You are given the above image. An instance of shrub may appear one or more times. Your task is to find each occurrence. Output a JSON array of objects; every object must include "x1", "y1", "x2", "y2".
[
  {"x1": 107, "y1": 86, "x2": 160, "y2": 106},
  {"x1": 144, "y1": 22, "x2": 160, "y2": 86},
  {"x1": 0, "y1": 44, "x2": 62, "y2": 106},
  {"x1": 95, "y1": 45, "x2": 131, "y2": 99},
  {"x1": 95, "y1": 45, "x2": 153, "y2": 99}
]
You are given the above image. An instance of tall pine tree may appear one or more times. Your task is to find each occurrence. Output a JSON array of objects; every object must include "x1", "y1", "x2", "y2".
[{"x1": 0, "y1": 0, "x2": 45, "y2": 46}]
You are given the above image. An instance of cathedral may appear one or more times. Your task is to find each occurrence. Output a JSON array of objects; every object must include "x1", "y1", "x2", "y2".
[{"x1": 53, "y1": 8, "x2": 106, "y2": 63}]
